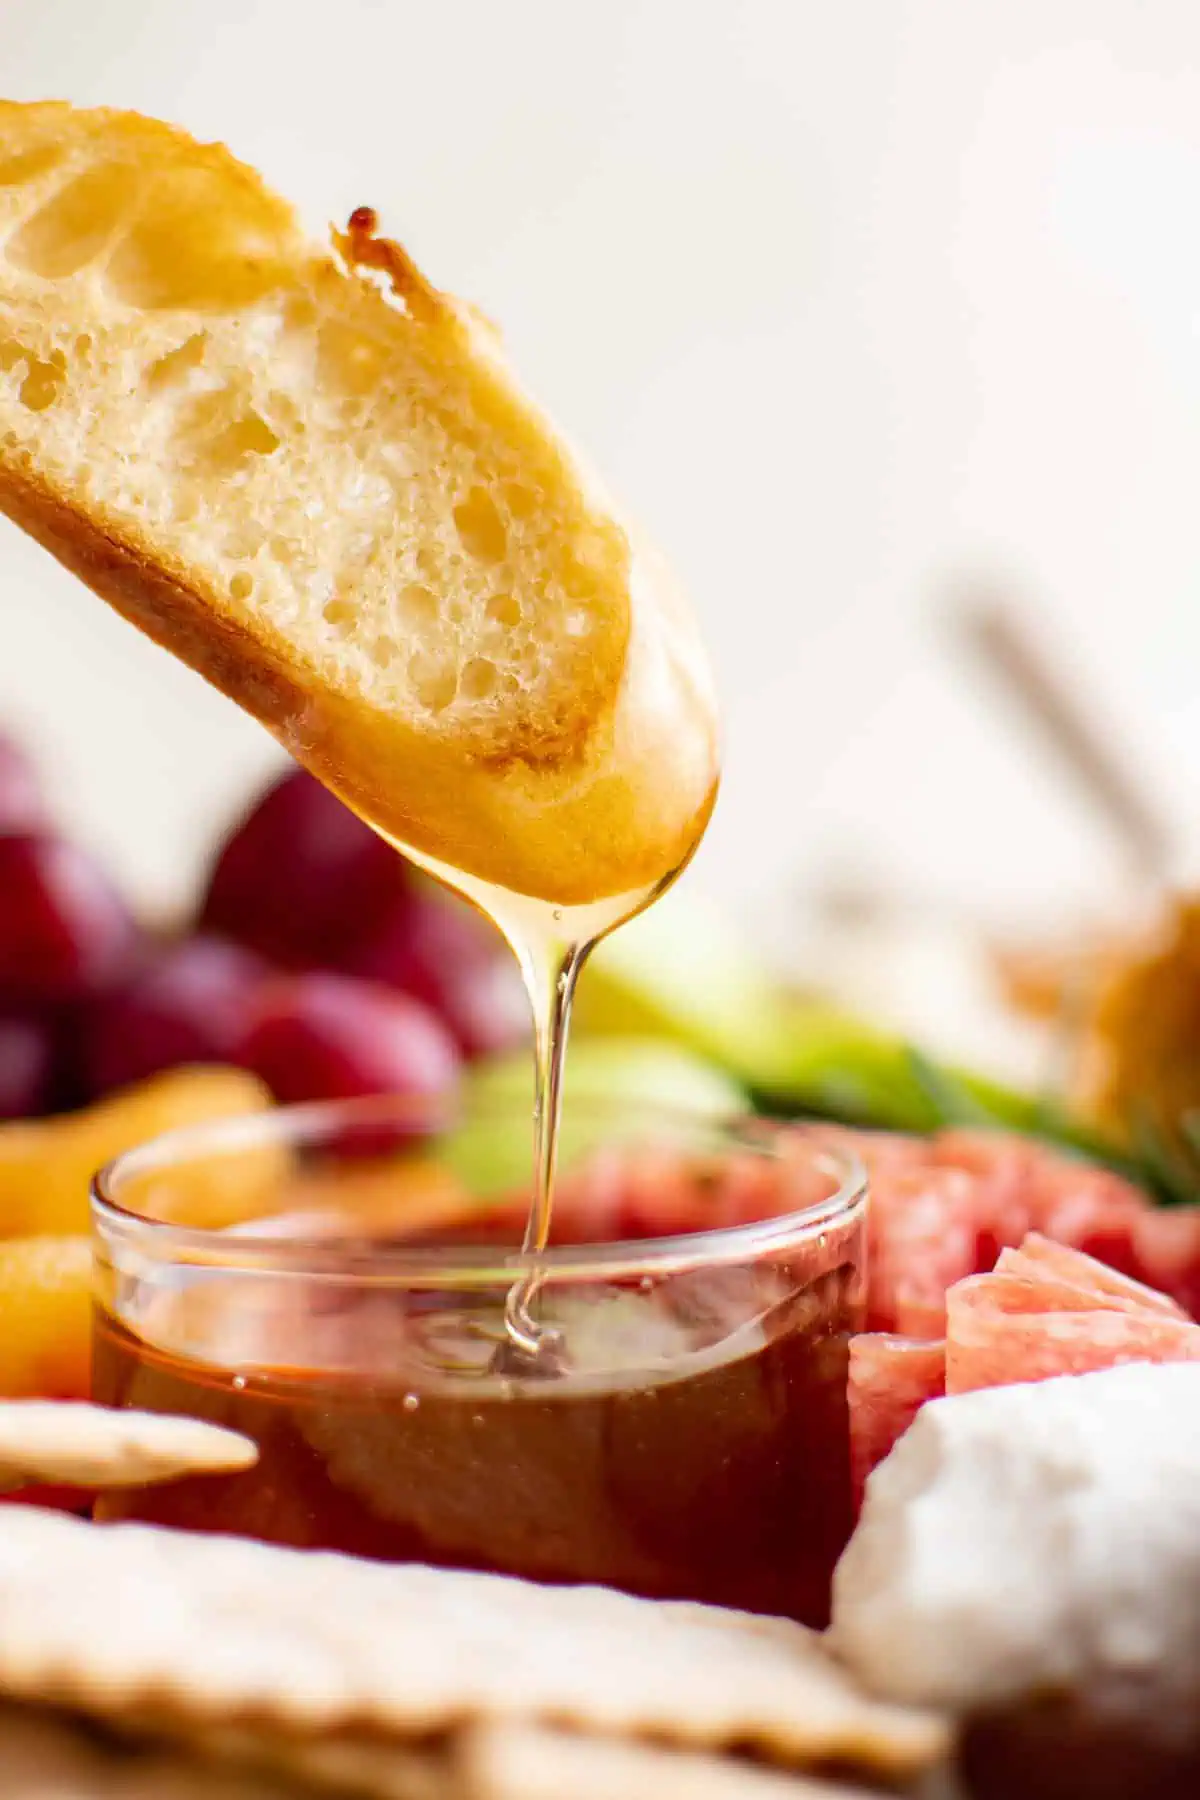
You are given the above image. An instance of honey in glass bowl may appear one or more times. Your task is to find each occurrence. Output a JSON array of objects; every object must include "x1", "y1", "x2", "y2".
[{"x1": 91, "y1": 1098, "x2": 866, "y2": 1628}]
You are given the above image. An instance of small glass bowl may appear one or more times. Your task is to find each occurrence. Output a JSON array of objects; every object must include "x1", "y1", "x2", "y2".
[{"x1": 91, "y1": 1093, "x2": 866, "y2": 1626}]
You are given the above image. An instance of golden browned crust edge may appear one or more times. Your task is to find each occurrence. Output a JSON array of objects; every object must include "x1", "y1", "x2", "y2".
[{"x1": 0, "y1": 459, "x2": 317, "y2": 749}]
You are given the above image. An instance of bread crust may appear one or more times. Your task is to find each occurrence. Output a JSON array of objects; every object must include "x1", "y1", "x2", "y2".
[
  {"x1": 0, "y1": 459, "x2": 316, "y2": 743},
  {"x1": 0, "y1": 456, "x2": 719, "y2": 903}
]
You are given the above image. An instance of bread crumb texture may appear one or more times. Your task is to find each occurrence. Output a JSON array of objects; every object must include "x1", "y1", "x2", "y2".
[{"x1": 0, "y1": 104, "x2": 629, "y2": 743}]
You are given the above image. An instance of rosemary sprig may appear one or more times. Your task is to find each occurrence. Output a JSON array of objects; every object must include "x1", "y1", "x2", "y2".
[{"x1": 750, "y1": 1005, "x2": 1200, "y2": 1206}]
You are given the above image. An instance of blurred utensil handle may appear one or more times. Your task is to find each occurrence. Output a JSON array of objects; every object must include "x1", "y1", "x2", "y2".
[{"x1": 948, "y1": 585, "x2": 1174, "y2": 883}]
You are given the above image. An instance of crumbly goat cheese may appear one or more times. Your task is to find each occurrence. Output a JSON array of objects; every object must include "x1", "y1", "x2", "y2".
[{"x1": 830, "y1": 1362, "x2": 1200, "y2": 1722}]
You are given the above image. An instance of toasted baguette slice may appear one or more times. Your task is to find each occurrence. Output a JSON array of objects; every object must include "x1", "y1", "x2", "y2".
[{"x1": 0, "y1": 101, "x2": 717, "y2": 905}]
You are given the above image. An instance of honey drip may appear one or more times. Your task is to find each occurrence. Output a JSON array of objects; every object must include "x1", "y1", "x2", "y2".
[{"x1": 373, "y1": 836, "x2": 702, "y2": 1367}]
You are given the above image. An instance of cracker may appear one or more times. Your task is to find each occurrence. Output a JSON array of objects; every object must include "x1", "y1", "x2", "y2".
[
  {"x1": 0, "y1": 1700, "x2": 319, "y2": 1798},
  {"x1": 137, "y1": 1720, "x2": 897, "y2": 1800},
  {"x1": 166, "y1": 1723, "x2": 455, "y2": 1800},
  {"x1": 460, "y1": 1722, "x2": 895, "y2": 1800},
  {"x1": 208, "y1": 1725, "x2": 902, "y2": 1800},
  {"x1": 0, "y1": 1508, "x2": 947, "y2": 1782},
  {"x1": 0, "y1": 1403, "x2": 258, "y2": 1491}
]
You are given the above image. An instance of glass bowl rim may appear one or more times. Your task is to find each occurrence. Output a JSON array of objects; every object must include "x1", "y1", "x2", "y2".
[{"x1": 90, "y1": 1092, "x2": 868, "y2": 1282}]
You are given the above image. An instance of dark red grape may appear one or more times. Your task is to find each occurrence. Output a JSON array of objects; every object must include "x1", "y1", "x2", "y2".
[
  {"x1": 82, "y1": 935, "x2": 271, "y2": 1098},
  {"x1": 235, "y1": 972, "x2": 460, "y2": 1105},
  {"x1": 0, "y1": 834, "x2": 140, "y2": 1004},
  {"x1": 433, "y1": 956, "x2": 530, "y2": 1059},
  {"x1": 0, "y1": 735, "x2": 45, "y2": 833},
  {"x1": 199, "y1": 766, "x2": 409, "y2": 966},
  {"x1": 340, "y1": 880, "x2": 528, "y2": 1059},
  {"x1": 0, "y1": 1013, "x2": 56, "y2": 1118}
]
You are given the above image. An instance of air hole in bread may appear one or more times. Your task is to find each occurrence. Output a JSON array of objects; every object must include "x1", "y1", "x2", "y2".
[
  {"x1": 503, "y1": 482, "x2": 539, "y2": 521},
  {"x1": 179, "y1": 394, "x2": 281, "y2": 474},
  {"x1": 323, "y1": 598, "x2": 355, "y2": 633},
  {"x1": 8, "y1": 161, "x2": 141, "y2": 278},
  {"x1": 1, "y1": 340, "x2": 67, "y2": 412},
  {"x1": 230, "y1": 572, "x2": 254, "y2": 601},
  {"x1": 221, "y1": 411, "x2": 280, "y2": 458},
  {"x1": 370, "y1": 634, "x2": 399, "y2": 669},
  {"x1": 460, "y1": 658, "x2": 498, "y2": 702},
  {"x1": 144, "y1": 333, "x2": 208, "y2": 392},
  {"x1": 485, "y1": 592, "x2": 521, "y2": 628},
  {"x1": 19, "y1": 362, "x2": 64, "y2": 412},
  {"x1": 73, "y1": 334, "x2": 93, "y2": 357},
  {"x1": 407, "y1": 651, "x2": 458, "y2": 713},
  {"x1": 453, "y1": 488, "x2": 508, "y2": 563},
  {"x1": 397, "y1": 582, "x2": 437, "y2": 626},
  {"x1": 224, "y1": 523, "x2": 264, "y2": 559}
]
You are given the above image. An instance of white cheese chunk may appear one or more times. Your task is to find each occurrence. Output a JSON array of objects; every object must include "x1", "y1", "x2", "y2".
[{"x1": 830, "y1": 1363, "x2": 1200, "y2": 1723}]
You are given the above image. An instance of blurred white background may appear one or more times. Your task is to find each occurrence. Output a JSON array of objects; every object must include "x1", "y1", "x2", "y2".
[{"x1": 4, "y1": 0, "x2": 1200, "y2": 938}]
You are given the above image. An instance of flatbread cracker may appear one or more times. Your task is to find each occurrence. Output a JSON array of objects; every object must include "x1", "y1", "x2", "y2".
[
  {"x1": 0, "y1": 1403, "x2": 258, "y2": 1490},
  {"x1": 168, "y1": 1724, "x2": 454, "y2": 1800},
  {"x1": 119, "y1": 1719, "x2": 897, "y2": 1800},
  {"x1": 0, "y1": 1508, "x2": 946, "y2": 1782},
  {"x1": 460, "y1": 1722, "x2": 894, "y2": 1799},
  {"x1": 0, "y1": 1700, "x2": 318, "y2": 1798}
]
